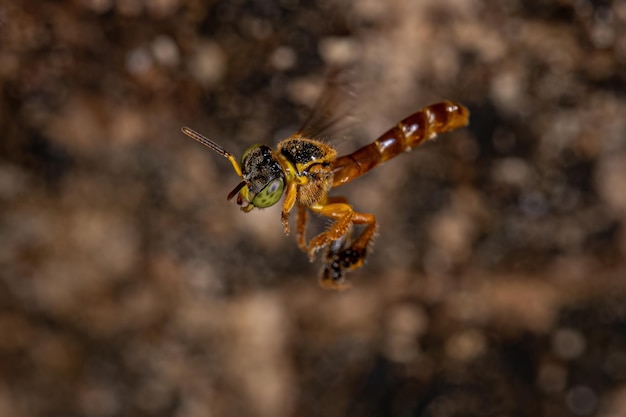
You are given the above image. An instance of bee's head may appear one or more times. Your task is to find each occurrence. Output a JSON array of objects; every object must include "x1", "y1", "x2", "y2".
[
  {"x1": 228, "y1": 144, "x2": 285, "y2": 211},
  {"x1": 180, "y1": 127, "x2": 285, "y2": 212}
]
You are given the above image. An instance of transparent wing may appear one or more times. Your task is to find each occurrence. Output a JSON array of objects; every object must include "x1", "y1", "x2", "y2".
[{"x1": 297, "y1": 66, "x2": 358, "y2": 140}]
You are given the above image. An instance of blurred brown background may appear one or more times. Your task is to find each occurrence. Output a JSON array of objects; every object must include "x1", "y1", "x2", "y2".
[{"x1": 1, "y1": 0, "x2": 626, "y2": 416}]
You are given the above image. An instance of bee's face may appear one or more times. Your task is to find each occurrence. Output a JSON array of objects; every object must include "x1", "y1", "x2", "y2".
[{"x1": 232, "y1": 144, "x2": 285, "y2": 210}]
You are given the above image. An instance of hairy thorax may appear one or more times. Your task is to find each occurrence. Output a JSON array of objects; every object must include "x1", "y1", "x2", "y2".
[{"x1": 278, "y1": 136, "x2": 337, "y2": 206}]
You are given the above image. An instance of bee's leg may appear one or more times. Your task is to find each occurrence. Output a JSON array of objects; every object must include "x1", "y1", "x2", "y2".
[
  {"x1": 281, "y1": 181, "x2": 298, "y2": 235},
  {"x1": 307, "y1": 202, "x2": 354, "y2": 261},
  {"x1": 319, "y1": 212, "x2": 377, "y2": 291},
  {"x1": 298, "y1": 196, "x2": 348, "y2": 251},
  {"x1": 296, "y1": 203, "x2": 308, "y2": 251},
  {"x1": 304, "y1": 196, "x2": 351, "y2": 251}
]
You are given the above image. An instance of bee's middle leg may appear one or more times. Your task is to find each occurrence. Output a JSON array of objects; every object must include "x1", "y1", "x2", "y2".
[{"x1": 307, "y1": 201, "x2": 354, "y2": 261}]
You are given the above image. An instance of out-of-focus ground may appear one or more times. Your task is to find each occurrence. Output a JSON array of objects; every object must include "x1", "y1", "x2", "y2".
[{"x1": 1, "y1": 1, "x2": 626, "y2": 416}]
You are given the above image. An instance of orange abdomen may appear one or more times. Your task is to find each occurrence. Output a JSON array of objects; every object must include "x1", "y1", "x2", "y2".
[{"x1": 331, "y1": 101, "x2": 469, "y2": 187}]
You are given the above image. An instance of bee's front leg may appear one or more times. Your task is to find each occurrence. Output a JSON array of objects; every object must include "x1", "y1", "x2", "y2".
[{"x1": 280, "y1": 181, "x2": 298, "y2": 235}]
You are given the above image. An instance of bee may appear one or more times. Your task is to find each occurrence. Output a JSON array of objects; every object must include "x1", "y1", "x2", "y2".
[{"x1": 182, "y1": 84, "x2": 469, "y2": 290}]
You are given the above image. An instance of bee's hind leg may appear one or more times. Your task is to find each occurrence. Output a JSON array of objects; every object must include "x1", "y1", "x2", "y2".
[
  {"x1": 306, "y1": 198, "x2": 377, "y2": 290},
  {"x1": 315, "y1": 209, "x2": 378, "y2": 291}
]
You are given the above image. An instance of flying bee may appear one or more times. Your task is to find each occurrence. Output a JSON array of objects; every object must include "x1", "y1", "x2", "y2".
[{"x1": 182, "y1": 84, "x2": 469, "y2": 290}]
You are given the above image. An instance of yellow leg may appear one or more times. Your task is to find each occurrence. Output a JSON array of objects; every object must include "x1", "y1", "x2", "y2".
[
  {"x1": 307, "y1": 202, "x2": 354, "y2": 260},
  {"x1": 296, "y1": 203, "x2": 308, "y2": 251},
  {"x1": 280, "y1": 181, "x2": 298, "y2": 235},
  {"x1": 345, "y1": 212, "x2": 377, "y2": 254},
  {"x1": 297, "y1": 196, "x2": 348, "y2": 252},
  {"x1": 307, "y1": 200, "x2": 378, "y2": 290},
  {"x1": 320, "y1": 212, "x2": 377, "y2": 290}
]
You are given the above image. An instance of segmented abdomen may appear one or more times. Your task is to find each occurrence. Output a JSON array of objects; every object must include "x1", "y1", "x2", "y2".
[{"x1": 331, "y1": 101, "x2": 469, "y2": 187}]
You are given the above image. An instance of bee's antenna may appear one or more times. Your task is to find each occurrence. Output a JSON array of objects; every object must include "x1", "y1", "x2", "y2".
[{"x1": 181, "y1": 127, "x2": 243, "y2": 177}]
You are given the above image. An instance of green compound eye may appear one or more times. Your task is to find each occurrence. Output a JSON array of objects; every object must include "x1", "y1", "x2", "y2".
[{"x1": 251, "y1": 178, "x2": 284, "y2": 208}]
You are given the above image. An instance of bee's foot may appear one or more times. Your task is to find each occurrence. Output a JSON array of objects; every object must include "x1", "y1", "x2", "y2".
[
  {"x1": 281, "y1": 213, "x2": 291, "y2": 235},
  {"x1": 307, "y1": 233, "x2": 330, "y2": 261},
  {"x1": 307, "y1": 245, "x2": 323, "y2": 262}
]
